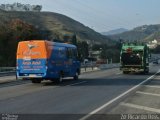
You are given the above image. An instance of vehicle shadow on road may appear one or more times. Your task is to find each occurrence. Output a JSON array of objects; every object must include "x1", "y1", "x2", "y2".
[
  {"x1": 41, "y1": 72, "x2": 157, "y2": 87},
  {"x1": 123, "y1": 72, "x2": 155, "y2": 76},
  {"x1": 42, "y1": 79, "x2": 79, "y2": 86},
  {"x1": 42, "y1": 78, "x2": 148, "y2": 87}
]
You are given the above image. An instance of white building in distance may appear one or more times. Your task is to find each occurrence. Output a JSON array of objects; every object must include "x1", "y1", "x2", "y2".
[{"x1": 0, "y1": 3, "x2": 42, "y2": 12}]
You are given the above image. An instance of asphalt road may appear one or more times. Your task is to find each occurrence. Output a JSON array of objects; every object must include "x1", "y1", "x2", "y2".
[{"x1": 0, "y1": 64, "x2": 159, "y2": 120}]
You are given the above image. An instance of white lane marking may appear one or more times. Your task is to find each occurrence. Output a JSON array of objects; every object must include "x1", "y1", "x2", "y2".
[
  {"x1": 145, "y1": 85, "x2": 160, "y2": 89},
  {"x1": 67, "y1": 81, "x2": 87, "y2": 86},
  {"x1": 116, "y1": 72, "x2": 121, "y2": 75},
  {"x1": 152, "y1": 76, "x2": 160, "y2": 80},
  {"x1": 80, "y1": 70, "x2": 160, "y2": 120},
  {"x1": 121, "y1": 102, "x2": 160, "y2": 113},
  {"x1": 136, "y1": 91, "x2": 160, "y2": 97}
]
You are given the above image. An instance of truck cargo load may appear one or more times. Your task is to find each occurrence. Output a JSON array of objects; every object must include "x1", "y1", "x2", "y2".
[{"x1": 120, "y1": 43, "x2": 150, "y2": 74}]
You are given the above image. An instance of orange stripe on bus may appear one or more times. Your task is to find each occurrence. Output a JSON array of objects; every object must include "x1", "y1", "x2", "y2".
[{"x1": 17, "y1": 40, "x2": 53, "y2": 59}]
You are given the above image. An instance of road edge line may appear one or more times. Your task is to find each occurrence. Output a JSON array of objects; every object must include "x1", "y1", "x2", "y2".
[{"x1": 80, "y1": 70, "x2": 160, "y2": 120}]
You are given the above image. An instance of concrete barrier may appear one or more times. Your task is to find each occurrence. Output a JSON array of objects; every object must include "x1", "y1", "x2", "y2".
[{"x1": 99, "y1": 63, "x2": 120, "y2": 69}]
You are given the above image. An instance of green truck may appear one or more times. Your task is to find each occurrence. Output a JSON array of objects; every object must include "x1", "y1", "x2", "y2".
[{"x1": 120, "y1": 43, "x2": 150, "y2": 74}]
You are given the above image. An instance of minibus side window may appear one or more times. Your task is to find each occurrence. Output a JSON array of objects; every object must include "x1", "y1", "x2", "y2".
[
  {"x1": 58, "y1": 48, "x2": 65, "y2": 58},
  {"x1": 73, "y1": 49, "x2": 78, "y2": 59},
  {"x1": 66, "y1": 48, "x2": 75, "y2": 59},
  {"x1": 66, "y1": 48, "x2": 70, "y2": 58}
]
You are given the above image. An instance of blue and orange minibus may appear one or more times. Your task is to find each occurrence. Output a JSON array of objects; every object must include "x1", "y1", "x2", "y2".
[{"x1": 16, "y1": 40, "x2": 81, "y2": 83}]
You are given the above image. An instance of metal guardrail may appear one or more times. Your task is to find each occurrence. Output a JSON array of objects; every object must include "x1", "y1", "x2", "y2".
[
  {"x1": 0, "y1": 72, "x2": 16, "y2": 77},
  {"x1": 0, "y1": 67, "x2": 16, "y2": 72},
  {"x1": 0, "y1": 67, "x2": 16, "y2": 77},
  {"x1": 81, "y1": 63, "x2": 120, "y2": 72},
  {"x1": 99, "y1": 63, "x2": 120, "y2": 69}
]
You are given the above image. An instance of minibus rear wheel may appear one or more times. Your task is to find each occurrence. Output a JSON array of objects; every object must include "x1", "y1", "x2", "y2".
[
  {"x1": 31, "y1": 79, "x2": 41, "y2": 83},
  {"x1": 55, "y1": 73, "x2": 63, "y2": 83},
  {"x1": 73, "y1": 72, "x2": 79, "y2": 80}
]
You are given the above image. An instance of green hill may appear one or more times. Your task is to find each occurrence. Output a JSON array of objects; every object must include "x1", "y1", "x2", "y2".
[
  {"x1": 0, "y1": 10, "x2": 111, "y2": 43},
  {"x1": 109, "y1": 24, "x2": 160, "y2": 42},
  {"x1": 0, "y1": 10, "x2": 117, "y2": 66}
]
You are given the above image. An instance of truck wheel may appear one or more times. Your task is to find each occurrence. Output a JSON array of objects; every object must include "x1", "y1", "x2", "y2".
[
  {"x1": 144, "y1": 69, "x2": 149, "y2": 74},
  {"x1": 146, "y1": 71, "x2": 149, "y2": 74},
  {"x1": 73, "y1": 72, "x2": 79, "y2": 80},
  {"x1": 123, "y1": 71, "x2": 129, "y2": 74},
  {"x1": 31, "y1": 79, "x2": 41, "y2": 83}
]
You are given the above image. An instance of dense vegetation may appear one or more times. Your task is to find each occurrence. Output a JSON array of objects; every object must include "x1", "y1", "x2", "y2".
[
  {"x1": 0, "y1": 10, "x2": 111, "y2": 43},
  {"x1": 0, "y1": 19, "x2": 43, "y2": 66},
  {"x1": 92, "y1": 42, "x2": 121, "y2": 63}
]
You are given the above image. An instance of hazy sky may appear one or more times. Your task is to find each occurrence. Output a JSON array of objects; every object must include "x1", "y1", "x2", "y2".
[{"x1": 1, "y1": 0, "x2": 160, "y2": 32}]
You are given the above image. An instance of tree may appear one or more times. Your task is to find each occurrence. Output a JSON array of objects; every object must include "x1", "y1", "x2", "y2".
[
  {"x1": 0, "y1": 19, "x2": 43, "y2": 66},
  {"x1": 77, "y1": 41, "x2": 89, "y2": 61},
  {"x1": 63, "y1": 33, "x2": 77, "y2": 46}
]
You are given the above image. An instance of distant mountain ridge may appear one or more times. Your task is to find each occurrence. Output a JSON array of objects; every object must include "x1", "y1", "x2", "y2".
[
  {"x1": 101, "y1": 28, "x2": 128, "y2": 35},
  {"x1": 109, "y1": 24, "x2": 160, "y2": 42}
]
